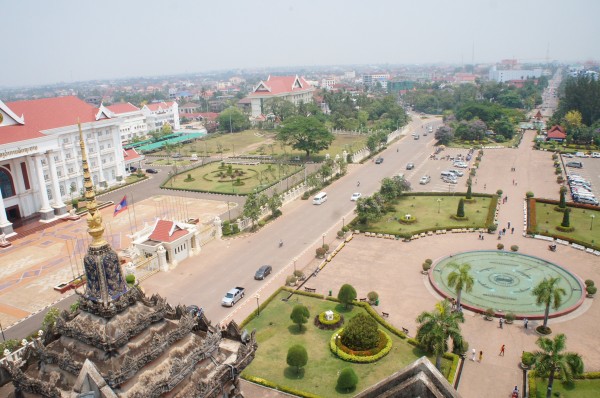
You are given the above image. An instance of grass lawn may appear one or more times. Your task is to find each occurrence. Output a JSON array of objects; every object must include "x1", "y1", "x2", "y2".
[
  {"x1": 241, "y1": 291, "x2": 450, "y2": 397},
  {"x1": 533, "y1": 201, "x2": 600, "y2": 247},
  {"x1": 358, "y1": 195, "x2": 493, "y2": 236},
  {"x1": 124, "y1": 174, "x2": 147, "y2": 184},
  {"x1": 165, "y1": 162, "x2": 303, "y2": 194},
  {"x1": 445, "y1": 133, "x2": 522, "y2": 149},
  {"x1": 533, "y1": 378, "x2": 600, "y2": 398},
  {"x1": 151, "y1": 158, "x2": 192, "y2": 167}
]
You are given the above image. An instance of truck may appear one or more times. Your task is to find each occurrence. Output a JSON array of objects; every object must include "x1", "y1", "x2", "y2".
[{"x1": 221, "y1": 287, "x2": 245, "y2": 307}]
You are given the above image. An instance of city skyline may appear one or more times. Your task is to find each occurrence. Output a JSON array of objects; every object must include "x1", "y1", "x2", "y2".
[{"x1": 1, "y1": 0, "x2": 599, "y2": 87}]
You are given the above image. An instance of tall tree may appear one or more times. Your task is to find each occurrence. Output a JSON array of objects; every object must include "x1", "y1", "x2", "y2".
[
  {"x1": 532, "y1": 277, "x2": 567, "y2": 332},
  {"x1": 533, "y1": 334, "x2": 584, "y2": 398},
  {"x1": 277, "y1": 116, "x2": 334, "y2": 159},
  {"x1": 243, "y1": 193, "x2": 266, "y2": 229},
  {"x1": 456, "y1": 199, "x2": 465, "y2": 218},
  {"x1": 446, "y1": 262, "x2": 474, "y2": 309},
  {"x1": 435, "y1": 125, "x2": 454, "y2": 145},
  {"x1": 290, "y1": 304, "x2": 310, "y2": 331},
  {"x1": 267, "y1": 191, "x2": 283, "y2": 218},
  {"x1": 286, "y1": 344, "x2": 308, "y2": 375},
  {"x1": 338, "y1": 284, "x2": 357, "y2": 309},
  {"x1": 217, "y1": 107, "x2": 250, "y2": 132},
  {"x1": 416, "y1": 300, "x2": 465, "y2": 370}
]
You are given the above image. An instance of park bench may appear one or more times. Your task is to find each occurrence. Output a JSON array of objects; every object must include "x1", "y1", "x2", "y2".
[
  {"x1": 382, "y1": 312, "x2": 389, "y2": 318},
  {"x1": 359, "y1": 298, "x2": 367, "y2": 302},
  {"x1": 304, "y1": 287, "x2": 316, "y2": 293},
  {"x1": 402, "y1": 327, "x2": 409, "y2": 335}
]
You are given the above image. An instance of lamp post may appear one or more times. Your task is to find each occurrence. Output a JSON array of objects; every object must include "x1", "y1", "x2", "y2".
[
  {"x1": 591, "y1": 214, "x2": 596, "y2": 230},
  {"x1": 227, "y1": 201, "x2": 231, "y2": 222},
  {"x1": 255, "y1": 294, "x2": 260, "y2": 317},
  {"x1": 293, "y1": 258, "x2": 297, "y2": 273},
  {"x1": 342, "y1": 217, "x2": 345, "y2": 229},
  {"x1": 0, "y1": 320, "x2": 5, "y2": 342},
  {"x1": 437, "y1": 198, "x2": 442, "y2": 214},
  {"x1": 322, "y1": 233, "x2": 326, "y2": 248}
]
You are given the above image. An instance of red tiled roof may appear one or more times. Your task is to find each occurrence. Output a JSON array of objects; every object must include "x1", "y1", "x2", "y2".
[
  {"x1": 107, "y1": 102, "x2": 139, "y2": 114},
  {"x1": 547, "y1": 125, "x2": 566, "y2": 139},
  {"x1": 148, "y1": 220, "x2": 189, "y2": 243},
  {"x1": 146, "y1": 101, "x2": 176, "y2": 112},
  {"x1": 198, "y1": 112, "x2": 219, "y2": 121},
  {"x1": 1, "y1": 96, "x2": 100, "y2": 145},
  {"x1": 123, "y1": 148, "x2": 142, "y2": 162},
  {"x1": 250, "y1": 75, "x2": 313, "y2": 97}
]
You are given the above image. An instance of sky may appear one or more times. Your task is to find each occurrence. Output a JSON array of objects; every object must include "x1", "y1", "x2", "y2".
[{"x1": 1, "y1": 0, "x2": 599, "y2": 87}]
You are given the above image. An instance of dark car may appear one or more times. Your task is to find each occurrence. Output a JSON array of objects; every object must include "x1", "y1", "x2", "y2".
[
  {"x1": 126, "y1": 166, "x2": 137, "y2": 172},
  {"x1": 375, "y1": 157, "x2": 384, "y2": 164},
  {"x1": 254, "y1": 265, "x2": 273, "y2": 280},
  {"x1": 406, "y1": 163, "x2": 414, "y2": 170},
  {"x1": 566, "y1": 162, "x2": 583, "y2": 168},
  {"x1": 146, "y1": 168, "x2": 159, "y2": 174}
]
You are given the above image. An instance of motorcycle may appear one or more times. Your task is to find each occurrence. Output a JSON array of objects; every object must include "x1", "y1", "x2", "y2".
[{"x1": 549, "y1": 244, "x2": 557, "y2": 252}]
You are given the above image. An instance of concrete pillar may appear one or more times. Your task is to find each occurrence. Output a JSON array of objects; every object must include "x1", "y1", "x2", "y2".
[
  {"x1": 46, "y1": 151, "x2": 66, "y2": 216},
  {"x1": 33, "y1": 154, "x2": 54, "y2": 221},
  {"x1": 0, "y1": 185, "x2": 14, "y2": 236},
  {"x1": 157, "y1": 245, "x2": 168, "y2": 272},
  {"x1": 192, "y1": 230, "x2": 201, "y2": 255},
  {"x1": 214, "y1": 216, "x2": 222, "y2": 239}
]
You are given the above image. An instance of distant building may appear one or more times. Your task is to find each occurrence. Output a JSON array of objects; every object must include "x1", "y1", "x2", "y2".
[
  {"x1": 248, "y1": 75, "x2": 315, "y2": 117},
  {"x1": 546, "y1": 125, "x2": 567, "y2": 142},
  {"x1": 362, "y1": 73, "x2": 390, "y2": 89},
  {"x1": 104, "y1": 102, "x2": 147, "y2": 143},
  {"x1": 321, "y1": 77, "x2": 336, "y2": 90},
  {"x1": 388, "y1": 81, "x2": 416, "y2": 93},
  {"x1": 141, "y1": 101, "x2": 180, "y2": 132},
  {"x1": 180, "y1": 102, "x2": 202, "y2": 114},
  {"x1": 488, "y1": 66, "x2": 542, "y2": 83}
]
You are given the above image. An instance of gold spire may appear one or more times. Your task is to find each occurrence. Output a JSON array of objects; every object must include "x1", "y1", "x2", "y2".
[{"x1": 78, "y1": 121, "x2": 107, "y2": 247}]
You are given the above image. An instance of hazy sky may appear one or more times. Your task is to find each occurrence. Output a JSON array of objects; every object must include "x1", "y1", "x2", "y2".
[{"x1": 1, "y1": 0, "x2": 599, "y2": 87}]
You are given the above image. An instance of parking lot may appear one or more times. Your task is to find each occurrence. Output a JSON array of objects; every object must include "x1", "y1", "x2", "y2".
[
  {"x1": 401, "y1": 147, "x2": 474, "y2": 193},
  {"x1": 562, "y1": 155, "x2": 600, "y2": 204}
]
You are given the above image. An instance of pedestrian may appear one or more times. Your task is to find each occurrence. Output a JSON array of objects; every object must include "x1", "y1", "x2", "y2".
[
  {"x1": 499, "y1": 318, "x2": 504, "y2": 329},
  {"x1": 515, "y1": 180, "x2": 517, "y2": 186},
  {"x1": 511, "y1": 227, "x2": 514, "y2": 234},
  {"x1": 508, "y1": 221, "x2": 511, "y2": 229},
  {"x1": 484, "y1": 183, "x2": 487, "y2": 190},
  {"x1": 475, "y1": 179, "x2": 478, "y2": 185},
  {"x1": 502, "y1": 228, "x2": 506, "y2": 235},
  {"x1": 499, "y1": 344, "x2": 505, "y2": 356},
  {"x1": 478, "y1": 350, "x2": 483, "y2": 362},
  {"x1": 524, "y1": 318, "x2": 529, "y2": 329},
  {"x1": 512, "y1": 179, "x2": 515, "y2": 185},
  {"x1": 471, "y1": 348, "x2": 476, "y2": 361}
]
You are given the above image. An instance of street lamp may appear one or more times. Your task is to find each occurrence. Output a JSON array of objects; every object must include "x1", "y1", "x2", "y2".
[
  {"x1": 437, "y1": 198, "x2": 442, "y2": 214},
  {"x1": 591, "y1": 215, "x2": 596, "y2": 230},
  {"x1": 322, "y1": 233, "x2": 326, "y2": 248},
  {"x1": 255, "y1": 294, "x2": 260, "y2": 317},
  {"x1": 342, "y1": 217, "x2": 345, "y2": 229},
  {"x1": 227, "y1": 201, "x2": 231, "y2": 222},
  {"x1": 0, "y1": 320, "x2": 5, "y2": 342},
  {"x1": 294, "y1": 258, "x2": 297, "y2": 273}
]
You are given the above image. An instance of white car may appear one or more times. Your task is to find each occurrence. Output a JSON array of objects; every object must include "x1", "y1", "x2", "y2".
[
  {"x1": 442, "y1": 177, "x2": 458, "y2": 184},
  {"x1": 592, "y1": 152, "x2": 600, "y2": 158},
  {"x1": 351, "y1": 192, "x2": 362, "y2": 201},
  {"x1": 453, "y1": 162, "x2": 468, "y2": 169},
  {"x1": 419, "y1": 175, "x2": 431, "y2": 185},
  {"x1": 449, "y1": 169, "x2": 464, "y2": 177}
]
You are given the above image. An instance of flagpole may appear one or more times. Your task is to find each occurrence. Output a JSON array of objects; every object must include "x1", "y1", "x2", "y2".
[
  {"x1": 130, "y1": 192, "x2": 139, "y2": 231},
  {"x1": 126, "y1": 194, "x2": 134, "y2": 236}
]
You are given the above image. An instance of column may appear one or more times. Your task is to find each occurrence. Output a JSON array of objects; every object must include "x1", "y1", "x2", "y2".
[
  {"x1": 46, "y1": 151, "x2": 66, "y2": 216},
  {"x1": 33, "y1": 154, "x2": 54, "y2": 221},
  {"x1": 0, "y1": 185, "x2": 14, "y2": 236}
]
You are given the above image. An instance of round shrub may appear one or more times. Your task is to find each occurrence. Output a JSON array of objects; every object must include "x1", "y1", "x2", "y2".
[
  {"x1": 337, "y1": 230, "x2": 345, "y2": 238},
  {"x1": 286, "y1": 344, "x2": 308, "y2": 373},
  {"x1": 510, "y1": 245, "x2": 519, "y2": 252},
  {"x1": 425, "y1": 259, "x2": 433, "y2": 265},
  {"x1": 587, "y1": 285, "x2": 597, "y2": 296},
  {"x1": 497, "y1": 189, "x2": 503, "y2": 197},
  {"x1": 585, "y1": 279, "x2": 595, "y2": 287},
  {"x1": 422, "y1": 262, "x2": 431, "y2": 272},
  {"x1": 522, "y1": 351, "x2": 534, "y2": 366},
  {"x1": 485, "y1": 308, "x2": 495, "y2": 319},
  {"x1": 285, "y1": 275, "x2": 298, "y2": 286},
  {"x1": 337, "y1": 368, "x2": 359, "y2": 392},
  {"x1": 526, "y1": 191, "x2": 534, "y2": 198},
  {"x1": 125, "y1": 274, "x2": 136, "y2": 285},
  {"x1": 505, "y1": 312, "x2": 515, "y2": 323},
  {"x1": 331, "y1": 329, "x2": 392, "y2": 363},
  {"x1": 497, "y1": 243, "x2": 504, "y2": 250},
  {"x1": 293, "y1": 270, "x2": 305, "y2": 280},
  {"x1": 367, "y1": 291, "x2": 379, "y2": 302},
  {"x1": 341, "y1": 313, "x2": 379, "y2": 351},
  {"x1": 316, "y1": 247, "x2": 326, "y2": 258}
]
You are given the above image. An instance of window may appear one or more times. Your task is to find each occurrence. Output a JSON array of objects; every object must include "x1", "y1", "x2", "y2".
[
  {"x1": 0, "y1": 169, "x2": 15, "y2": 198},
  {"x1": 100, "y1": 145, "x2": 104, "y2": 151},
  {"x1": 54, "y1": 156, "x2": 59, "y2": 162},
  {"x1": 68, "y1": 167, "x2": 74, "y2": 174},
  {"x1": 57, "y1": 170, "x2": 62, "y2": 177},
  {"x1": 44, "y1": 174, "x2": 49, "y2": 181},
  {"x1": 47, "y1": 188, "x2": 53, "y2": 200},
  {"x1": 60, "y1": 185, "x2": 65, "y2": 196},
  {"x1": 66, "y1": 153, "x2": 71, "y2": 159},
  {"x1": 41, "y1": 159, "x2": 46, "y2": 166},
  {"x1": 63, "y1": 138, "x2": 70, "y2": 144}
]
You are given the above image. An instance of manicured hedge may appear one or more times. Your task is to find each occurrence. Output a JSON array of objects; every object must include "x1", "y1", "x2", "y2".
[
  {"x1": 329, "y1": 329, "x2": 392, "y2": 363},
  {"x1": 282, "y1": 286, "x2": 325, "y2": 299},
  {"x1": 241, "y1": 375, "x2": 321, "y2": 398}
]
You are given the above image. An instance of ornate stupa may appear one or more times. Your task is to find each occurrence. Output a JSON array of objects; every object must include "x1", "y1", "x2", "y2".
[{"x1": 1, "y1": 123, "x2": 256, "y2": 397}]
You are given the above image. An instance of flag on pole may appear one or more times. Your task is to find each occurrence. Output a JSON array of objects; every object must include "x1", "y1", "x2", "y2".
[{"x1": 113, "y1": 196, "x2": 128, "y2": 217}]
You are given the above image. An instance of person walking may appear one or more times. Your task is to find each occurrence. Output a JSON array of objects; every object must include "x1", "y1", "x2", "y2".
[
  {"x1": 471, "y1": 348, "x2": 476, "y2": 361},
  {"x1": 508, "y1": 221, "x2": 511, "y2": 229},
  {"x1": 499, "y1": 317, "x2": 504, "y2": 329},
  {"x1": 511, "y1": 227, "x2": 515, "y2": 234},
  {"x1": 499, "y1": 344, "x2": 505, "y2": 356},
  {"x1": 524, "y1": 318, "x2": 529, "y2": 329},
  {"x1": 478, "y1": 350, "x2": 483, "y2": 362}
]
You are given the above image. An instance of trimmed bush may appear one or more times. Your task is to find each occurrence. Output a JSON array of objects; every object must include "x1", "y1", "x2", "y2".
[
  {"x1": 522, "y1": 351, "x2": 534, "y2": 367},
  {"x1": 367, "y1": 291, "x2": 379, "y2": 302},
  {"x1": 496, "y1": 189, "x2": 503, "y2": 197},
  {"x1": 505, "y1": 312, "x2": 515, "y2": 323},
  {"x1": 497, "y1": 243, "x2": 504, "y2": 250},
  {"x1": 338, "y1": 284, "x2": 357, "y2": 309},
  {"x1": 331, "y1": 328, "x2": 392, "y2": 363},
  {"x1": 337, "y1": 368, "x2": 359, "y2": 392},
  {"x1": 285, "y1": 275, "x2": 298, "y2": 286},
  {"x1": 561, "y1": 208, "x2": 571, "y2": 228},
  {"x1": 585, "y1": 279, "x2": 595, "y2": 287},
  {"x1": 293, "y1": 270, "x2": 305, "y2": 280},
  {"x1": 422, "y1": 262, "x2": 431, "y2": 272},
  {"x1": 125, "y1": 274, "x2": 135, "y2": 285},
  {"x1": 465, "y1": 184, "x2": 472, "y2": 200},
  {"x1": 341, "y1": 313, "x2": 379, "y2": 351},
  {"x1": 290, "y1": 305, "x2": 310, "y2": 331},
  {"x1": 510, "y1": 245, "x2": 519, "y2": 252},
  {"x1": 315, "y1": 247, "x2": 326, "y2": 258},
  {"x1": 456, "y1": 198, "x2": 465, "y2": 218},
  {"x1": 485, "y1": 308, "x2": 495, "y2": 319},
  {"x1": 526, "y1": 191, "x2": 534, "y2": 198},
  {"x1": 587, "y1": 285, "x2": 597, "y2": 296},
  {"x1": 286, "y1": 344, "x2": 308, "y2": 374}
]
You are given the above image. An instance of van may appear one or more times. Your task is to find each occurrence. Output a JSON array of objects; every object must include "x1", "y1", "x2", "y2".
[{"x1": 313, "y1": 192, "x2": 328, "y2": 205}]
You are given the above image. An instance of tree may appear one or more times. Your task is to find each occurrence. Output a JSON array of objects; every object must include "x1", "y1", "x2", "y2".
[
  {"x1": 42, "y1": 307, "x2": 60, "y2": 331},
  {"x1": 532, "y1": 277, "x2": 567, "y2": 332},
  {"x1": 355, "y1": 195, "x2": 384, "y2": 223},
  {"x1": 277, "y1": 116, "x2": 334, "y2": 159},
  {"x1": 456, "y1": 199, "x2": 465, "y2": 218},
  {"x1": 268, "y1": 191, "x2": 283, "y2": 218},
  {"x1": 563, "y1": 110, "x2": 583, "y2": 130},
  {"x1": 416, "y1": 300, "x2": 465, "y2": 370},
  {"x1": 337, "y1": 368, "x2": 359, "y2": 392},
  {"x1": 341, "y1": 313, "x2": 379, "y2": 350},
  {"x1": 217, "y1": 107, "x2": 250, "y2": 132},
  {"x1": 435, "y1": 125, "x2": 454, "y2": 145},
  {"x1": 559, "y1": 188, "x2": 567, "y2": 209},
  {"x1": 532, "y1": 334, "x2": 584, "y2": 398},
  {"x1": 379, "y1": 177, "x2": 401, "y2": 203},
  {"x1": 338, "y1": 284, "x2": 357, "y2": 309},
  {"x1": 243, "y1": 193, "x2": 266, "y2": 229},
  {"x1": 290, "y1": 305, "x2": 310, "y2": 331},
  {"x1": 286, "y1": 344, "x2": 308, "y2": 375},
  {"x1": 561, "y1": 208, "x2": 571, "y2": 228},
  {"x1": 466, "y1": 183, "x2": 472, "y2": 200},
  {"x1": 161, "y1": 123, "x2": 173, "y2": 135},
  {"x1": 446, "y1": 262, "x2": 474, "y2": 309}
]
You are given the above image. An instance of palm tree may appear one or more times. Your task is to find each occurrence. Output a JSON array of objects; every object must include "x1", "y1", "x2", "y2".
[
  {"x1": 532, "y1": 277, "x2": 566, "y2": 333},
  {"x1": 416, "y1": 300, "x2": 465, "y2": 370},
  {"x1": 532, "y1": 333, "x2": 583, "y2": 398},
  {"x1": 446, "y1": 262, "x2": 474, "y2": 309}
]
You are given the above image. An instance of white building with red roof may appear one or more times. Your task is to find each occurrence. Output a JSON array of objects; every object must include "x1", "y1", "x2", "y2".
[
  {"x1": 0, "y1": 96, "x2": 126, "y2": 235},
  {"x1": 248, "y1": 75, "x2": 315, "y2": 117},
  {"x1": 141, "y1": 101, "x2": 180, "y2": 132},
  {"x1": 104, "y1": 102, "x2": 147, "y2": 143}
]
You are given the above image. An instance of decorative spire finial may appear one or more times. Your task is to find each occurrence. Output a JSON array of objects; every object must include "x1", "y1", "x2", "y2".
[{"x1": 78, "y1": 121, "x2": 106, "y2": 247}]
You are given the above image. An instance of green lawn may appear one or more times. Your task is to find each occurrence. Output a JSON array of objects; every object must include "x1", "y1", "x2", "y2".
[
  {"x1": 358, "y1": 195, "x2": 493, "y2": 236},
  {"x1": 445, "y1": 133, "x2": 522, "y2": 149},
  {"x1": 151, "y1": 158, "x2": 192, "y2": 167},
  {"x1": 241, "y1": 291, "x2": 450, "y2": 397},
  {"x1": 533, "y1": 201, "x2": 600, "y2": 247},
  {"x1": 165, "y1": 162, "x2": 303, "y2": 194},
  {"x1": 533, "y1": 378, "x2": 600, "y2": 398}
]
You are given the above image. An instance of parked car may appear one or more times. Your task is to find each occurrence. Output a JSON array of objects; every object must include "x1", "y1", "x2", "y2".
[
  {"x1": 419, "y1": 175, "x2": 431, "y2": 185},
  {"x1": 563, "y1": 153, "x2": 574, "y2": 158},
  {"x1": 126, "y1": 166, "x2": 137, "y2": 172},
  {"x1": 254, "y1": 265, "x2": 273, "y2": 280},
  {"x1": 576, "y1": 197, "x2": 599, "y2": 206},
  {"x1": 442, "y1": 177, "x2": 458, "y2": 184},
  {"x1": 449, "y1": 169, "x2": 464, "y2": 177},
  {"x1": 592, "y1": 152, "x2": 600, "y2": 158},
  {"x1": 375, "y1": 157, "x2": 384, "y2": 164},
  {"x1": 575, "y1": 152, "x2": 589, "y2": 158},
  {"x1": 566, "y1": 161, "x2": 583, "y2": 168},
  {"x1": 145, "y1": 168, "x2": 159, "y2": 174},
  {"x1": 453, "y1": 162, "x2": 468, "y2": 168},
  {"x1": 221, "y1": 287, "x2": 245, "y2": 307},
  {"x1": 351, "y1": 192, "x2": 362, "y2": 201},
  {"x1": 406, "y1": 163, "x2": 415, "y2": 170}
]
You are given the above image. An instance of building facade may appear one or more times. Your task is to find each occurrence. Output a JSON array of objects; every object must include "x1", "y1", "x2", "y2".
[
  {"x1": 104, "y1": 102, "x2": 148, "y2": 143},
  {"x1": 141, "y1": 101, "x2": 181, "y2": 132},
  {"x1": 248, "y1": 75, "x2": 315, "y2": 117},
  {"x1": 488, "y1": 66, "x2": 542, "y2": 83},
  {"x1": 0, "y1": 96, "x2": 126, "y2": 236}
]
